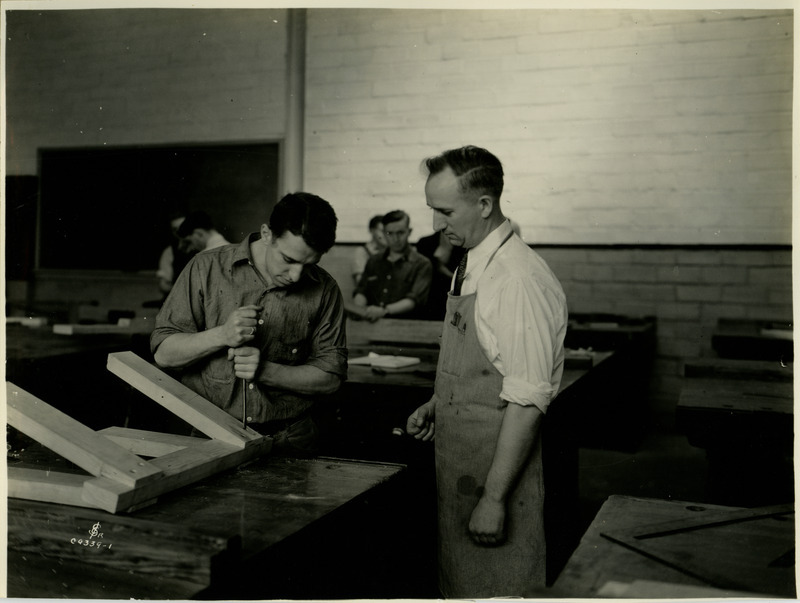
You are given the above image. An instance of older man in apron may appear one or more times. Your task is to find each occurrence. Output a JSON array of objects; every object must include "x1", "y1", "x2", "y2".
[{"x1": 407, "y1": 146, "x2": 567, "y2": 598}]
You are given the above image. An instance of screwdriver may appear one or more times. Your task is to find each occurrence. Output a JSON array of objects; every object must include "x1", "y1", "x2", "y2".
[{"x1": 242, "y1": 379, "x2": 247, "y2": 428}]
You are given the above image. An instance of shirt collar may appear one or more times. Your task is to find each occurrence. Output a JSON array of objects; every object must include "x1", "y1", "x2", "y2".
[
  {"x1": 233, "y1": 232, "x2": 259, "y2": 265},
  {"x1": 382, "y1": 246, "x2": 411, "y2": 262},
  {"x1": 465, "y1": 219, "x2": 513, "y2": 270}
]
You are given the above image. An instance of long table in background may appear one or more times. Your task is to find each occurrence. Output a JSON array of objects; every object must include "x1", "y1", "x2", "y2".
[
  {"x1": 677, "y1": 357, "x2": 794, "y2": 508},
  {"x1": 711, "y1": 317, "x2": 793, "y2": 362}
]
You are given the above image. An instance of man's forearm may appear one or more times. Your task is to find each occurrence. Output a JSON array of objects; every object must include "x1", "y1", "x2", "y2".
[
  {"x1": 385, "y1": 297, "x2": 415, "y2": 316},
  {"x1": 259, "y1": 362, "x2": 342, "y2": 395},
  {"x1": 153, "y1": 329, "x2": 228, "y2": 369},
  {"x1": 482, "y1": 403, "x2": 543, "y2": 504}
]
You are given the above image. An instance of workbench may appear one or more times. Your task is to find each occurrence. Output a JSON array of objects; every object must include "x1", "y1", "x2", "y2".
[
  {"x1": 677, "y1": 357, "x2": 794, "y2": 507},
  {"x1": 711, "y1": 318, "x2": 793, "y2": 362},
  {"x1": 563, "y1": 313, "x2": 657, "y2": 450},
  {"x1": 7, "y1": 454, "x2": 411, "y2": 600},
  {"x1": 552, "y1": 494, "x2": 795, "y2": 599},
  {"x1": 6, "y1": 323, "x2": 145, "y2": 432}
]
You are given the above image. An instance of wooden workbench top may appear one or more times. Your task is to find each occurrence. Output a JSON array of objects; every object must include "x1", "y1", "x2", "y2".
[
  {"x1": 552, "y1": 494, "x2": 795, "y2": 599},
  {"x1": 8, "y1": 455, "x2": 405, "y2": 600}
]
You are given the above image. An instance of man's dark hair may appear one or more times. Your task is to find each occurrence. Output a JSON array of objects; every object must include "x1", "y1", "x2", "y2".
[
  {"x1": 177, "y1": 210, "x2": 215, "y2": 237},
  {"x1": 368, "y1": 214, "x2": 384, "y2": 230},
  {"x1": 422, "y1": 145, "x2": 504, "y2": 201},
  {"x1": 381, "y1": 209, "x2": 410, "y2": 227},
  {"x1": 269, "y1": 192, "x2": 338, "y2": 254}
]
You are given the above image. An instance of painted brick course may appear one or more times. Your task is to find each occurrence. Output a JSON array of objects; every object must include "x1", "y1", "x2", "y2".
[
  {"x1": 4, "y1": 7, "x2": 794, "y2": 428},
  {"x1": 303, "y1": 9, "x2": 791, "y2": 246}
]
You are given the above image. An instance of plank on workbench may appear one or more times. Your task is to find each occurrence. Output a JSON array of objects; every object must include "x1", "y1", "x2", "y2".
[
  {"x1": 107, "y1": 351, "x2": 260, "y2": 449},
  {"x1": 7, "y1": 466, "x2": 90, "y2": 507},
  {"x1": 83, "y1": 436, "x2": 272, "y2": 512},
  {"x1": 6, "y1": 383, "x2": 163, "y2": 489}
]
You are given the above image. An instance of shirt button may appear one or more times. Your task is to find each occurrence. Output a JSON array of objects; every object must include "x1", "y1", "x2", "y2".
[
  {"x1": 258, "y1": 319, "x2": 264, "y2": 325},
  {"x1": 387, "y1": 275, "x2": 392, "y2": 280},
  {"x1": 292, "y1": 348, "x2": 298, "y2": 354},
  {"x1": 383, "y1": 288, "x2": 388, "y2": 293},
  {"x1": 247, "y1": 416, "x2": 253, "y2": 422},
  {"x1": 248, "y1": 383, "x2": 254, "y2": 390}
]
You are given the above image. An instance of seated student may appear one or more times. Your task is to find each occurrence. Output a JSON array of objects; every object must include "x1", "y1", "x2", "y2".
[
  {"x1": 416, "y1": 230, "x2": 465, "y2": 321},
  {"x1": 178, "y1": 210, "x2": 230, "y2": 253},
  {"x1": 351, "y1": 214, "x2": 387, "y2": 287},
  {"x1": 352, "y1": 210, "x2": 432, "y2": 322},
  {"x1": 151, "y1": 193, "x2": 347, "y2": 457}
]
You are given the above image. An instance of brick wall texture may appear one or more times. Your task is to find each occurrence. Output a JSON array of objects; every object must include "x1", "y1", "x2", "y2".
[
  {"x1": 4, "y1": 7, "x2": 794, "y2": 420},
  {"x1": 5, "y1": 8, "x2": 289, "y2": 174},
  {"x1": 303, "y1": 8, "x2": 792, "y2": 245}
]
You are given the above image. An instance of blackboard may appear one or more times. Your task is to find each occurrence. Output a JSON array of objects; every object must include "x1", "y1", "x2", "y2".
[
  {"x1": 6, "y1": 175, "x2": 39, "y2": 280},
  {"x1": 37, "y1": 142, "x2": 280, "y2": 271}
]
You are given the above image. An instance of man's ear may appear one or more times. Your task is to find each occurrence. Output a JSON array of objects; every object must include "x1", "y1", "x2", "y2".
[
  {"x1": 260, "y1": 224, "x2": 272, "y2": 243},
  {"x1": 478, "y1": 195, "x2": 494, "y2": 219}
]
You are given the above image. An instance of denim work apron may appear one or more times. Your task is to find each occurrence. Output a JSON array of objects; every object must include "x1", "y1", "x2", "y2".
[{"x1": 433, "y1": 234, "x2": 546, "y2": 598}]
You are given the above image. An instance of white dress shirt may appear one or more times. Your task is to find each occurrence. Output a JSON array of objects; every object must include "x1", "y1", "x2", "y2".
[{"x1": 454, "y1": 219, "x2": 568, "y2": 412}]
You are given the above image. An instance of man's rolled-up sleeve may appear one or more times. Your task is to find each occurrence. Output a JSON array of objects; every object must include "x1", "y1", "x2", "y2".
[
  {"x1": 150, "y1": 258, "x2": 205, "y2": 354},
  {"x1": 306, "y1": 281, "x2": 349, "y2": 380},
  {"x1": 483, "y1": 277, "x2": 566, "y2": 414}
]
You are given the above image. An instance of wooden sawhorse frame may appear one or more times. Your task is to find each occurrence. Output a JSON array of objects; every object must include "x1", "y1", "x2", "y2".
[{"x1": 7, "y1": 351, "x2": 272, "y2": 513}]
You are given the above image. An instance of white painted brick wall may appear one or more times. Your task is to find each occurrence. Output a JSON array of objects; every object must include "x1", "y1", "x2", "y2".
[
  {"x1": 5, "y1": 8, "x2": 289, "y2": 174},
  {"x1": 304, "y1": 8, "x2": 792, "y2": 245}
]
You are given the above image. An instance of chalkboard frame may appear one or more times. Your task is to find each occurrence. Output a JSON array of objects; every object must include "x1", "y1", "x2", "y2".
[{"x1": 36, "y1": 141, "x2": 281, "y2": 273}]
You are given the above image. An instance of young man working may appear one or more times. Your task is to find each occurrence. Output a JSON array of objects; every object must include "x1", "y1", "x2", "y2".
[
  {"x1": 406, "y1": 146, "x2": 568, "y2": 598},
  {"x1": 151, "y1": 193, "x2": 347, "y2": 457}
]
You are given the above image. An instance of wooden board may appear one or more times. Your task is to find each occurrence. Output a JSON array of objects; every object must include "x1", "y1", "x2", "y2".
[
  {"x1": 601, "y1": 504, "x2": 795, "y2": 597},
  {"x1": 107, "y1": 351, "x2": 259, "y2": 449},
  {"x1": 553, "y1": 495, "x2": 796, "y2": 599},
  {"x1": 7, "y1": 352, "x2": 273, "y2": 513},
  {"x1": 7, "y1": 384, "x2": 164, "y2": 489}
]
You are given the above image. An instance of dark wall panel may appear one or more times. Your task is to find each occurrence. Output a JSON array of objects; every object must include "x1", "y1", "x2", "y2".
[{"x1": 37, "y1": 142, "x2": 280, "y2": 271}]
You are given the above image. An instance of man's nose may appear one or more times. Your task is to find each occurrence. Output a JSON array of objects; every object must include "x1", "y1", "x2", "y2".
[
  {"x1": 287, "y1": 264, "x2": 303, "y2": 283},
  {"x1": 433, "y1": 213, "x2": 445, "y2": 232}
]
